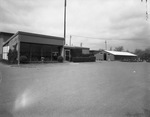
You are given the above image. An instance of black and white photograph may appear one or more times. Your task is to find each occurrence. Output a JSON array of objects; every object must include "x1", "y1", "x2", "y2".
[{"x1": 0, "y1": 0, "x2": 150, "y2": 117}]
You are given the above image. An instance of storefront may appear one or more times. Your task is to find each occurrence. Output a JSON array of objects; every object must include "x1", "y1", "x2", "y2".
[
  {"x1": 3, "y1": 31, "x2": 64, "y2": 64},
  {"x1": 64, "y1": 45, "x2": 90, "y2": 61}
]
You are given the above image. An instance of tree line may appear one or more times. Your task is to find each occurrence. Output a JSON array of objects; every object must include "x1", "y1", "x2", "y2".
[
  {"x1": 134, "y1": 48, "x2": 150, "y2": 61},
  {"x1": 113, "y1": 46, "x2": 150, "y2": 62}
]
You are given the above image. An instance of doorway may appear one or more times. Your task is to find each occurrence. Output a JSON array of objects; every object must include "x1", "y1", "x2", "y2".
[
  {"x1": 65, "y1": 50, "x2": 70, "y2": 61},
  {"x1": 104, "y1": 53, "x2": 107, "y2": 60}
]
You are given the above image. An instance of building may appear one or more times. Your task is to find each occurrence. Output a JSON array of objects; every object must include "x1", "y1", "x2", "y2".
[
  {"x1": 0, "y1": 32, "x2": 14, "y2": 59},
  {"x1": 64, "y1": 45, "x2": 90, "y2": 61},
  {"x1": 95, "y1": 50, "x2": 137, "y2": 61},
  {"x1": 2, "y1": 31, "x2": 65, "y2": 64},
  {"x1": 89, "y1": 50, "x2": 101, "y2": 56},
  {"x1": 1, "y1": 31, "x2": 91, "y2": 63}
]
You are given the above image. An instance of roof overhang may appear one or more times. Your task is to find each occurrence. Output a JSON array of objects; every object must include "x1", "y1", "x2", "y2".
[
  {"x1": 3, "y1": 31, "x2": 65, "y2": 46},
  {"x1": 64, "y1": 45, "x2": 89, "y2": 49},
  {"x1": 104, "y1": 50, "x2": 137, "y2": 57}
]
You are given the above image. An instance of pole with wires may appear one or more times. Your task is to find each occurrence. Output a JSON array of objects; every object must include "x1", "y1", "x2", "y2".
[
  {"x1": 70, "y1": 35, "x2": 72, "y2": 46},
  {"x1": 141, "y1": 0, "x2": 149, "y2": 20},
  {"x1": 64, "y1": 0, "x2": 67, "y2": 43},
  {"x1": 105, "y1": 40, "x2": 107, "y2": 50},
  {"x1": 61, "y1": 0, "x2": 67, "y2": 58}
]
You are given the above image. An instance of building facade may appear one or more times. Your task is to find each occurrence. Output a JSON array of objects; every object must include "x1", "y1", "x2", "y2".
[
  {"x1": 0, "y1": 32, "x2": 14, "y2": 60},
  {"x1": 2, "y1": 31, "x2": 65, "y2": 64},
  {"x1": 64, "y1": 45, "x2": 90, "y2": 61}
]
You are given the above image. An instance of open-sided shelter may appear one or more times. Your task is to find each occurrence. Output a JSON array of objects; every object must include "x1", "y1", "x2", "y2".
[{"x1": 95, "y1": 50, "x2": 137, "y2": 61}]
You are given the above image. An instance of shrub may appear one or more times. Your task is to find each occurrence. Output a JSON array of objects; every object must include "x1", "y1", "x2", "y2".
[
  {"x1": 20, "y1": 56, "x2": 28, "y2": 64},
  {"x1": 8, "y1": 49, "x2": 18, "y2": 64},
  {"x1": 57, "y1": 56, "x2": 63, "y2": 62},
  {"x1": 72, "y1": 56, "x2": 96, "y2": 62},
  {"x1": 89, "y1": 56, "x2": 96, "y2": 62}
]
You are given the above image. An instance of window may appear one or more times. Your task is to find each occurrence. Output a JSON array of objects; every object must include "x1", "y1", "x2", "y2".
[{"x1": 3, "y1": 45, "x2": 9, "y2": 60}]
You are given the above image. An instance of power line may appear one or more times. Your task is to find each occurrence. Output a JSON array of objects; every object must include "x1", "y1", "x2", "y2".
[{"x1": 70, "y1": 35, "x2": 148, "y2": 41}]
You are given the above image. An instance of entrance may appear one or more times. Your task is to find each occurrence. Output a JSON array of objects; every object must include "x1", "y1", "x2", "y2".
[
  {"x1": 65, "y1": 50, "x2": 70, "y2": 61},
  {"x1": 104, "y1": 53, "x2": 107, "y2": 60}
]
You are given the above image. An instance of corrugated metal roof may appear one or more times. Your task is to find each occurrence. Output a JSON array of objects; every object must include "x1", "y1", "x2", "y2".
[
  {"x1": 64, "y1": 45, "x2": 89, "y2": 49},
  {"x1": 105, "y1": 50, "x2": 137, "y2": 56}
]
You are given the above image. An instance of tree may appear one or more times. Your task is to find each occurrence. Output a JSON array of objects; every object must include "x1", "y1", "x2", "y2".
[
  {"x1": 134, "y1": 49, "x2": 144, "y2": 58},
  {"x1": 141, "y1": 0, "x2": 148, "y2": 2},
  {"x1": 7, "y1": 44, "x2": 18, "y2": 64},
  {"x1": 134, "y1": 48, "x2": 150, "y2": 61},
  {"x1": 145, "y1": 47, "x2": 150, "y2": 61},
  {"x1": 114, "y1": 46, "x2": 124, "y2": 51},
  {"x1": 141, "y1": 0, "x2": 149, "y2": 20}
]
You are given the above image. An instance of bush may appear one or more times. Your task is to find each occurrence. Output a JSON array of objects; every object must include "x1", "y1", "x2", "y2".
[
  {"x1": 57, "y1": 56, "x2": 63, "y2": 62},
  {"x1": 89, "y1": 56, "x2": 96, "y2": 62},
  {"x1": 20, "y1": 56, "x2": 28, "y2": 64},
  {"x1": 1, "y1": 59, "x2": 10, "y2": 64},
  {"x1": 72, "y1": 56, "x2": 96, "y2": 62},
  {"x1": 8, "y1": 49, "x2": 18, "y2": 64}
]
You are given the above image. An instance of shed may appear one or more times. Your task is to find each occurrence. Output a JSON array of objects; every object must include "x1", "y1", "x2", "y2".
[{"x1": 95, "y1": 50, "x2": 137, "y2": 61}]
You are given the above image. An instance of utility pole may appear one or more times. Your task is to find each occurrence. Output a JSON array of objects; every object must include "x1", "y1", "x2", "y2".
[
  {"x1": 61, "y1": 0, "x2": 67, "y2": 58},
  {"x1": 105, "y1": 40, "x2": 107, "y2": 50},
  {"x1": 64, "y1": 0, "x2": 67, "y2": 43},
  {"x1": 70, "y1": 35, "x2": 72, "y2": 46},
  {"x1": 80, "y1": 43, "x2": 82, "y2": 47}
]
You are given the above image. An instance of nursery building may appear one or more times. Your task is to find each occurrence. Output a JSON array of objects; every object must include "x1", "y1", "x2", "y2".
[{"x1": 2, "y1": 31, "x2": 65, "y2": 64}]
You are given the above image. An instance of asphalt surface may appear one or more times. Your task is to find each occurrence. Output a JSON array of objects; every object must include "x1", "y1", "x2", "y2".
[{"x1": 0, "y1": 62, "x2": 150, "y2": 117}]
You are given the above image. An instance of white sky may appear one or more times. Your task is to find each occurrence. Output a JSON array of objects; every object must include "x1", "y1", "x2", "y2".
[{"x1": 0, "y1": 0, "x2": 150, "y2": 51}]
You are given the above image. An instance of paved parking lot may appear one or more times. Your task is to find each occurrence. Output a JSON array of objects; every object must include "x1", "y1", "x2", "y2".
[{"x1": 0, "y1": 62, "x2": 150, "y2": 117}]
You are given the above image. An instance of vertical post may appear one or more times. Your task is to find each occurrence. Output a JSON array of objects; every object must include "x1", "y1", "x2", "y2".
[
  {"x1": 51, "y1": 48, "x2": 52, "y2": 61},
  {"x1": 61, "y1": 0, "x2": 67, "y2": 60},
  {"x1": 18, "y1": 39, "x2": 20, "y2": 66},
  {"x1": 29, "y1": 44, "x2": 32, "y2": 62},
  {"x1": 64, "y1": 0, "x2": 67, "y2": 42},
  {"x1": 105, "y1": 40, "x2": 107, "y2": 50},
  {"x1": 70, "y1": 35, "x2": 71, "y2": 46}
]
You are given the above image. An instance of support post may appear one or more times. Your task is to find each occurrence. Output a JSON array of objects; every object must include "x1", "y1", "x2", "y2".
[
  {"x1": 62, "y1": 0, "x2": 67, "y2": 60},
  {"x1": 64, "y1": 0, "x2": 67, "y2": 43},
  {"x1": 105, "y1": 40, "x2": 107, "y2": 50},
  {"x1": 18, "y1": 40, "x2": 20, "y2": 66}
]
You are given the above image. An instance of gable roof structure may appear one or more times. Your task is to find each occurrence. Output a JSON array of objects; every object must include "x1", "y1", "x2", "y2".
[{"x1": 104, "y1": 50, "x2": 137, "y2": 57}]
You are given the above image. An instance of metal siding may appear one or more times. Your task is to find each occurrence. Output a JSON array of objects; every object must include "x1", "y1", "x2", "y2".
[
  {"x1": 94, "y1": 53, "x2": 100, "y2": 60},
  {"x1": 20, "y1": 35, "x2": 64, "y2": 46},
  {"x1": 95, "y1": 52, "x2": 103, "y2": 60},
  {"x1": 82, "y1": 49, "x2": 89, "y2": 54}
]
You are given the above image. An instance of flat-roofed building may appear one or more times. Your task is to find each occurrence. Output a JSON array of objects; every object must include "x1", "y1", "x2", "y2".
[
  {"x1": 3, "y1": 31, "x2": 64, "y2": 63},
  {"x1": 64, "y1": 45, "x2": 90, "y2": 61}
]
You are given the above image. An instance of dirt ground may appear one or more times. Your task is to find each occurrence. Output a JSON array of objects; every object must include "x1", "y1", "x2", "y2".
[{"x1": 0, "y1": 62, "x2": 150, "y2": 117}]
